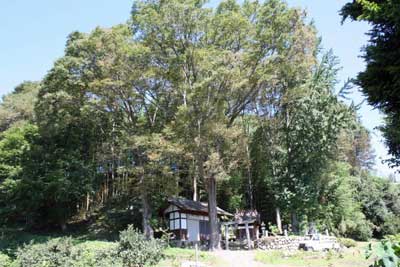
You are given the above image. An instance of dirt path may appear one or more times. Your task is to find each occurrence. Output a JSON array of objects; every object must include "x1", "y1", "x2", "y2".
[{"x1": 213, "y1": 250, "x2": 265, "y2": 267}]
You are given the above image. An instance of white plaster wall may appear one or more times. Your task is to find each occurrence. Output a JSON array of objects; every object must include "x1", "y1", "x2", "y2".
[{"x1": 187, "y1": 219, "x2": 200, "y2": 241}]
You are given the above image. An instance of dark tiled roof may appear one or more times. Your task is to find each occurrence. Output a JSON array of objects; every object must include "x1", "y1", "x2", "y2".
[{"x1": 168, "y1": 197, "x2": 233, "y2": 216}]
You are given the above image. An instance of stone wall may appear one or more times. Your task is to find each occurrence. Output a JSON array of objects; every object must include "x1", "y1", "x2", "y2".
[{"x1": 257, "y1": 236, "x2": 306, "y2": 250}]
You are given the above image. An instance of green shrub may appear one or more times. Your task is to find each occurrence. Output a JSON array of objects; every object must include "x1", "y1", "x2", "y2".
[
  {"x1": 348, "y1": 220, "x2": 373, "y2": 241},
  {"x1": 381, "y1": 214, "x2": 400, "y2": 237},
  {"x1": 116, "y1": 225, "x2": 165, "y2": 267},
  {"x1": 338, "y1": 238, "x2": 357, "y2": 248},
  {"x1": 0, "y1": 253, "x2": 12, "y2": 267},
  {"x1": 14, "y1": 238, "x2": 122, "y2": 267},
  {"x1": 71, "y1": 249, "x2": 122, "y2": 267},
  {"x1": 15, "y1": 238, "x2": 76, "y2": 267},
  {"x1": 71, "y1": 241, "x2": 122, "y2": 267},
  {"x1": 7, "y1": 226, "x2": 165, "y2": 267}
]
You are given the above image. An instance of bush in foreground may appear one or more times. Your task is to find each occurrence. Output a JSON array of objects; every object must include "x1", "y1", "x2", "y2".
[
  {"x1": 0, "y1": 253, "x2": 12, "y2": 267},
  {"x1": 15, "y1": 238, "x2": 77, "y2": 267},
  {"x1": 11, "y1": 226, "x2": 165, "y2": 267},
  {"x1": 14, "y1": 239, "x2": 122, "y2": 267},
  {"x1": 117, "y1": 225, "x2": 165, "y2": 267}
]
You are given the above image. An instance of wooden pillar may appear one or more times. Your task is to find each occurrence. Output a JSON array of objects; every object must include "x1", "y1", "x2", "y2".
[
  {"x1": 255, "y1": 225, "x2": 259, "y2": 241},
  {"x1": 235, "y1": 223, "x2": 238, "y2": 241},
  {"x1": 225, "y1": 225, "x2": 229, "y2": 250},
  {"x1": 276, "y1": 207, "x2": 282, "y2": 234},
  {"x1": 245, "y1": 223, "x2": 252, "y2": 249}
]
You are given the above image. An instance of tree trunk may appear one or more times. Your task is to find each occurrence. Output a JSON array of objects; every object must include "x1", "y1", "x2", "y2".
[
  {"x1": 207, "y1": 176, "x2": 220, "y2": 250},
  {"x1": 276, "y1": 207, "x2": 282, "y2": 234},
  {"x1": 245, "y1": 222, "x2": 252, "y2": 249},
  {"x1": 291, "y1": 212, "x2": 299, "y2": 234},
  {"x1": 141, "y1": 191, "x2": 153, "y2": 239},
  {"x1": 86, "y1": 192, "x2": 90, "y2": 211},
  {"x1": 193, "y1": 172, "x2": 198, "y2": 201},
  {"x1": 225, "y1": 225, "x2": 229, "y2": 250},
  {"x1": 246, "y1": 144, "x2": 253, "y2": 209}
]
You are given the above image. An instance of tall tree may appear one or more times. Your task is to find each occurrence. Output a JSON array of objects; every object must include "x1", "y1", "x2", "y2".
[
  {"x1": 31, "y1": 25, "x2": 182, "y2": 234},
  {"x1": 341, "y1": 0, "x2": 400, "y2": 168},
  {"x1": 131, "y1": 0, "x2": 317, "y2": 249},
  {"x1": 251, "y1": 52, "x2": 353, "y2": 232}
]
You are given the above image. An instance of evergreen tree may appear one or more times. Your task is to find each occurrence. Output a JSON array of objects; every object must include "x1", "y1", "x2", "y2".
[{"x1": 341, "y1": 0, "x2": 400, "y2": 168}]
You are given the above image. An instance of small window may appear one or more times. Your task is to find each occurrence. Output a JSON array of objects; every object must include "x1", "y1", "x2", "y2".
[{"x1": 169, "y1": 212, "x2": 187, "y2": 230}]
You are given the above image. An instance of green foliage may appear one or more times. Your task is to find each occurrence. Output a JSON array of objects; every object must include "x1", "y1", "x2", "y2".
[
  {"x1": 347, "y1": 220, "x2": 373, "y2": 242},
  {"x1": 13, "y1": 238, "x2": 122, "y2": 267},
  {"x1": 130, "y1": 0, "x2": 319, "y2": 248},
  {"x1": 15, "y1": 238, "x2": 77, "y2": 267},
  {"x1": 0, "y1": 253, "x2": 11, "y2": 267},
  {"x1": 338, "y1": 238, "x2": 357, "y2": 248},
  {"x1": 251, "y1": 51, "x2": 354, "y2": 232},
  {"x1": 339, "y1": 0, "x2": 400, "y2": 236},
  {"x1": 366, "y1": 239, "x2": 400, "y2": 267},
  {"x1": 313, "y1": 162, "x2": 373, "y2": 241},
  {"x1": 0, "y1": 81, "x2": 40, "y2": 131},
  {"x1": 0, "y1": 123, "x2": 38, "y2": 224},
  {"x1": 4, "y1": 226, "x2": 165, "y2": 267},
  {"x1": 341, "y1": 0, "x2": 400, "y2": 168},
  {"x1": 0, "y1": 0, "x2": 398, "y2": 247},
  {"x1": 268, "y1": 223, "x2": 280, "y2": 236},
  {"x1": 217, "y1": 172, "x2": 247, "y2": 212},
  {"x1": 116, "y1": 225, "x2": 165, "y2": 267},
  {"x1": 355, "y1": 174, "x2": 400, "y2": 238}
]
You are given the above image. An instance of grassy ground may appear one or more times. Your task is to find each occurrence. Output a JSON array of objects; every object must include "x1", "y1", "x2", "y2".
[
  {"x1": 0, "y1": 228, "x2": 373, "y2": 267},
  {"x1": 156, "y1": 247, "x2": 223, "y2": 267},
  {"x1": 254, "y1": 246, "x2": 371, "y2": 267},
  {"x1": 157, "y1": 242, "x2": 373, "y2": 267},
  {"x1": 0, "y1": 245, "x2": 372, "y2": 267}
]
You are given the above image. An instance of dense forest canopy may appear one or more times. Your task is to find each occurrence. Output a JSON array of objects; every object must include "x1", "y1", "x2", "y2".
[{"x1": 0, "y1": 0, "x2": 399, "y2": 251}]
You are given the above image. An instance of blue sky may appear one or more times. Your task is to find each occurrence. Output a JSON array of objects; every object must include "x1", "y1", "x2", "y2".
[{"x1": 0, "y1": 0, "x2": 397, "y2": 178}]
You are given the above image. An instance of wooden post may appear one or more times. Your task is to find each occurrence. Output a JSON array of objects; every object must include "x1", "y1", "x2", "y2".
[
  {"x1": 195, "y1": 243, "x2": 199, "y2": 265},
  {"x1": 225, "y1": 225, "x2": 229, "y2": 250},
  {"x1": 255, "y1": 224, "x2": 259, "y2": 249},
  {"x1": 245, "y1": 223, "x2": 252, "y2": 249},
  {"x1": 255, "y1": 225, "x2": 259, "y2": 241},
  {"x1": 276, "y1": 207, "x2": 282, "y2": 234}
]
